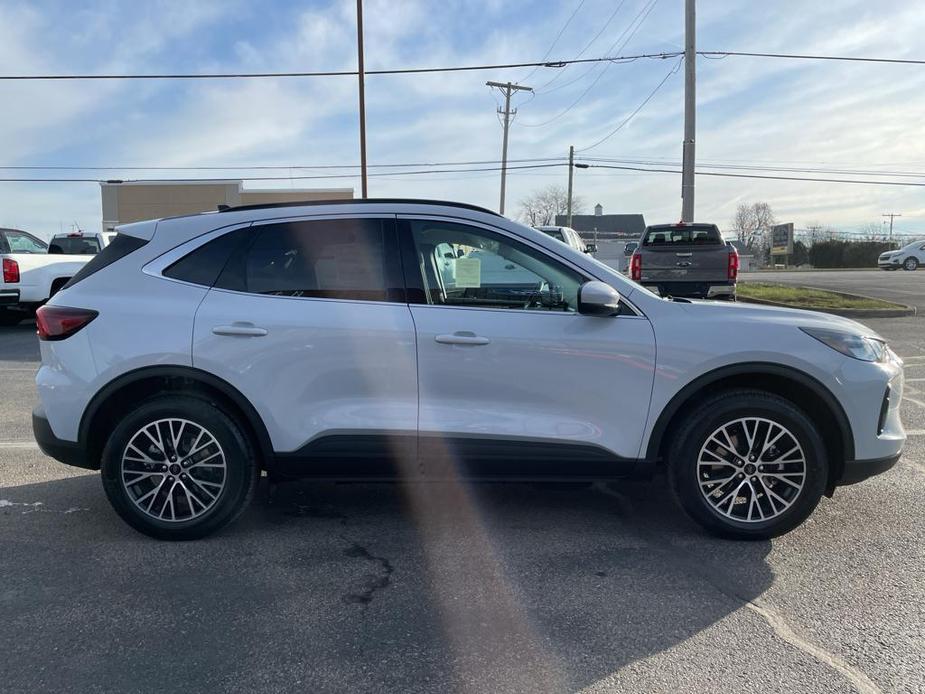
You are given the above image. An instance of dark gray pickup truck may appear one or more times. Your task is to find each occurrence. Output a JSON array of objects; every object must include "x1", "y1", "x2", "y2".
[{"x1": 629, "y1": 222, "x2": 738, "y2": 299}]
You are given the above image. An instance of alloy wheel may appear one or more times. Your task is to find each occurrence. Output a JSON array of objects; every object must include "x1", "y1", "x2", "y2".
[
  {"x1": 697, "y1": 417, "x2": 806, "y2": 523},
  {"x1": 120, "y1": 418, "x2": 227, "y2": 522}
]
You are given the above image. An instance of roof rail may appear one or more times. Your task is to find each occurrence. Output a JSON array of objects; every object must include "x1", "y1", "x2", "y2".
[{"x1": 217, "y1": 198, "x2": 502, "y2": 217}]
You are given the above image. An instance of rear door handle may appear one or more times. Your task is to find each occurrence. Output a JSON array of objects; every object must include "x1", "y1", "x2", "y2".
[
  {"x1": 212, "y1": 323, "x2": 268, "y2": 337},
  {"x1": 435, "y1": 331, "x2": 490, "y2": 346}
]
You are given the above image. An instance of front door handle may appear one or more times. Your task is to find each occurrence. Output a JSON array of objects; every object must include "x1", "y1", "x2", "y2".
[
  {"x1": 435, "y1": 331, "x2": 490, "y2": 346},
  {"x1": 212, "y1": 322, "x2": 268, "y2": 337}
]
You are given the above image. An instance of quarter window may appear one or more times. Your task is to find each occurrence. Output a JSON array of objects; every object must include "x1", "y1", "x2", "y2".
[
  {"x1": 406, "y1": 220, "x2": 584, "y2": 312},
  {"x1": 217, "y1": 218, "x2": 403, "y2": 302}
]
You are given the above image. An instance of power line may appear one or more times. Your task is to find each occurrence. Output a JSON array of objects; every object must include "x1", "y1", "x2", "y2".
[
  {"x1": 698, "y1": 50, "x2": 925, "y2": 66},
  {"x1": 580, "y1": 155, "x2": 925, "y2": 179},
  {"x1": 3, "y1": 48, "x2": 925, "y2": 82},
  {"x1": 533, "y1": 0, "x2": 630, "y2": 93},
  {"x1": 518, "y1": 0, "x2": 587, "y2": 84},
  {"x1": 576, "y1": 57, "x2": 683, "y2": 151},
  {"x1": 520, "y1": 0, "x2": 662, "y2": 127},
  {"x1": 0, "y1": 52, "x2": 681, "y2": 81},
  {"x1": 0, "y1": 157, "x2": 567, "y2": 172},
  {"x1": 0, "y1": 162, "x2": 567, "y2": 183},
  {"x1": 586, "y1": 163, "x2": 925, "y2": 187}
]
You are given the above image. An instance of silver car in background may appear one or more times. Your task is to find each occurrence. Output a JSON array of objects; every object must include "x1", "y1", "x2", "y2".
[{"x1": 878, "y1": 239, "x2": 924, "y2": 271}]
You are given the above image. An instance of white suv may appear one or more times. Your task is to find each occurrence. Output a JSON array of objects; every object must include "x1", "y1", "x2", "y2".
[{"x1": 32, "y1": 200, "x2": 905, "y2": 540}]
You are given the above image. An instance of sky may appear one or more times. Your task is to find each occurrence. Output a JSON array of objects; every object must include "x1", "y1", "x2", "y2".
[{"x1": 2, "y1": 0, "x2": 925, "y2": 239}]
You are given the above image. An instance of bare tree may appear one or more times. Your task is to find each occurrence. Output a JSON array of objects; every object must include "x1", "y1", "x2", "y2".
[
  {"x1": 518, "y1": 185, "x2": 584, "y2": 226},
  {"x1": 729, "y1": 201, "x2": 776, "y2": 250},
  {"x1": 859, "y1": 222, "x2": 885, "y2": 241}
]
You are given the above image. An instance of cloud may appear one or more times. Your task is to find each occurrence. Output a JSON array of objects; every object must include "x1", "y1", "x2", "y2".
[{"x1": 3, "y1": 0, "x2": 925, "y2": 237}]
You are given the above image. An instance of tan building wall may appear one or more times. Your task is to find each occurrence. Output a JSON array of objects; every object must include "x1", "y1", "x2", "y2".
[{"x1": 100, "y1": 181, "x2": 353, "y2": 231}]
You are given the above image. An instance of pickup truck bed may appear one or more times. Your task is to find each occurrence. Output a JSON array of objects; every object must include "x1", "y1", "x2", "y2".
[{"x1": 1, "y1": 228, "x2": 93, "y2": 325}]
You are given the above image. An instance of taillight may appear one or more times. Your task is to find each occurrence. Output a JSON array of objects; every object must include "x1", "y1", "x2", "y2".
[
  {"x1": 630, "y1": 253, "x2": 642, "y2": 281},
  {"x1": 728, "y1": 248, "x2": 739, "y2": 281},
  {"x1": 2, "y1": 258, "x2": 19, "y2": 283},
  {"x1": 35, "y1": 305, "x2": 98, "y2": 341}
]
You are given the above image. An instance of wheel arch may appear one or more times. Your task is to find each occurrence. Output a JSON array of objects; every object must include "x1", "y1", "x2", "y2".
[
  {"x1": 79, "y1": 365, "x2": 274, "y2": 470},
  {"x1": 646, "y1": 362, "x2": 854, "y2": 491}
]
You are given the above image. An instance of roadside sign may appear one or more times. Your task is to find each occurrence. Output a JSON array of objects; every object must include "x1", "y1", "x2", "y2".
[{"x1": 771, "y1": 223, "x2": 793, "y2": 255}]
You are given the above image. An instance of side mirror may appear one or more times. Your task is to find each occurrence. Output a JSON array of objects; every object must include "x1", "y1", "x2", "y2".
[
  {"x1": 584, "y1": 243, "x2": 598, "y2": 254},
  {"x1": 578, "y1": 280, "x2": 621, "y2": 316}
]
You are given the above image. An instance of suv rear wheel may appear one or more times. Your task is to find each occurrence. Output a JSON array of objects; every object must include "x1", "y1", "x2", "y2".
[
  {"x1": 101, "y1": 395, "x2": 258, "y2": 540},
  {"x1": 668, "y1": 390, "x2": 827, "y2": 539}
]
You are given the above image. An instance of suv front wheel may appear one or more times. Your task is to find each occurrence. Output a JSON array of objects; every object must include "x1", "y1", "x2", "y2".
[
  {"x1": 668, "y1": 390, "x2": 827, "y2": 539},
  {"x1": 101, "y1": 395, "x2": 258, "y2": 540}
]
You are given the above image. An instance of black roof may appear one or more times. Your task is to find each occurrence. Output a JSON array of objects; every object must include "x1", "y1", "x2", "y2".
[
  {"x1": 218, "y1": 198, "x2": 501, "y2": 216},
  {"x1": 556, "y1": 213, "x2": 646, "y2": 236}
]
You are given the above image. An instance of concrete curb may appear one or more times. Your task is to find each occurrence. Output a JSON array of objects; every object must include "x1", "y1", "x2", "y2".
[{"x1": 738, "y1": 284, "x2": 917, "y2": 318}]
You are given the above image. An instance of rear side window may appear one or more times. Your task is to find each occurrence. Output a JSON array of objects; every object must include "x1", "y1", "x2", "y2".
[
  {"x1": 49, "y1": 237, "x2": 101, "y2": 254},
  {"x1": 643, "y1": 225, "x2": 722, "y2": 246},
  {"x1": 163, "y1": 226, "x2": 252, "y2": 287},
  {"x1": 62, "y1": 233, "x2": 149, "y2": 289},
  {"x1": 4, "y1": 230, "x2": 47, "y2": 253},
  {"x1": 216, "y1": 218, "x2": 403, "y2": 302}
]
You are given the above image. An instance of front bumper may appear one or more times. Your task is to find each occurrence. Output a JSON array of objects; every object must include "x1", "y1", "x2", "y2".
[
  {"x1": 32, "y1": 404, "x2": 94, "y2": 470},
  {"x1": 839, "y1": 453, "x2": 901, "y2": 485},
  {"x1": 878, "y1": 257, "x2": 901, "y2": 268}
]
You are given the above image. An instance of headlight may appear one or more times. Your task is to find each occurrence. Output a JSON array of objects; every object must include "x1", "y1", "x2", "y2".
[{"x1": 801, "y1": 327, "x2": 888, "y2": 362}]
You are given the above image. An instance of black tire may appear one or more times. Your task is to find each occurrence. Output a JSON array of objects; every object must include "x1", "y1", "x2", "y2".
[
  {"x1": 903, "y1": 257, "x2": 919, "y2": 271},
  {"x1": 0, "y1": 310, "x2": 23, "y2": 326},
  {"x1": 101, "y1": 395, "x2": 258, "y2": 540},
  {"x1": 667, "y1": 390, "x2": 827, "y2": 540}
]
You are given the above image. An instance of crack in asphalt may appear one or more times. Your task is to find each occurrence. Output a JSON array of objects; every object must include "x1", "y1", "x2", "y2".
[
  {"x1": 341, "y1": 542, "x2": 394, "y2": 606},
  {"x1": 594, "y1": 483, "x2": 883, "y2": 694},
  {"x1": 0, "y1": 499, "x2": 88, "y2": 514}
]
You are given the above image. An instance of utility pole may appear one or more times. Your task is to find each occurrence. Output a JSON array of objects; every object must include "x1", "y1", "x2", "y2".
[
  {"x1": 567, "y1": 145, "x2": 575, "y2": 227},
  {"x1": 882, "y1": 212, "x2": 901, "y2": 243},
  {"x1": 680, "y1": 0, "x2": 696, "y2": 222},
  {"x1": 487, "y1": 81, "x2": 532, "y2": 215},
  {"x1": 356, "y1": 0, "x2": 368, "y2": 198}
]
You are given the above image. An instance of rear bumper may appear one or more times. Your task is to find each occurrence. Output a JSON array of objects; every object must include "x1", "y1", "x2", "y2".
[
  {"x1": 642, "y1": 281, "x2": 736, "y2": 299},
  {"x1": 0, "y1": 289, "x2": 21, "y2": 305},
  {"x1": 32, "y1": 404, "x2": 94, "y2": 470},
  {"x1": 838, "y1": 452, "x2": 901, "y2": 485}
]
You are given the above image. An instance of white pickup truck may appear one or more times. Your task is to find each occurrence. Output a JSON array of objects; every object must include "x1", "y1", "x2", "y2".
[{"x1": 0, "y1": 227, "x2": 93, "y2": 326}]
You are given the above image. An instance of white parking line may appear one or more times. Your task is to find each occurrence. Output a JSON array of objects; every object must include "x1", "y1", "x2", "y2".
[
  {"x1": 905, "y1": 429, "x2": 925, "y2": 436},
  {"x1": 903, "y1": 395, "x2": 925, "y2": 410},
  {"x1": 0, "y1": 441, "x2": 38, "y2": 449}
]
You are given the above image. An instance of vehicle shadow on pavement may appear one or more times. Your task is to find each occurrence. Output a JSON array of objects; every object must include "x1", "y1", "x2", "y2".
[
  {"x1": 0, "y1": 322, "x2": 40, "y2": 363},
  {"x1": 1, "y1": 472, "x2": 774, "y2": 693}
]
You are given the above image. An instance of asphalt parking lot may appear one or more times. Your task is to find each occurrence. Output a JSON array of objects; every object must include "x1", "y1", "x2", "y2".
[{"x1": 2, "y1": 275, "x2": 924, "y2": 694}]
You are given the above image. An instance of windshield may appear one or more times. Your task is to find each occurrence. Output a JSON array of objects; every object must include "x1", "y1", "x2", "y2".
[{"x1": 538, "y1": 228, "x2": 565, "y2": 241}]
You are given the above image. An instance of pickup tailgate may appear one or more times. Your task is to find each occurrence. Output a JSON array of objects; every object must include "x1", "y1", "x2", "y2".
[{"x1": 638, "y1": 224, "x2": 729, "y2": 283}]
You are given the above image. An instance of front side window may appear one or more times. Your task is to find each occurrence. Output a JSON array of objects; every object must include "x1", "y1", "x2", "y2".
[
  {"x1": 407, "y1": 220, "x2": 584, "y2": 312},
  {"x1": 217, "y1": 218, "x2": 403, "y2": 302},
  {"x1": 5, "y1": 230, "x2": 47, "y2": 253}
]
